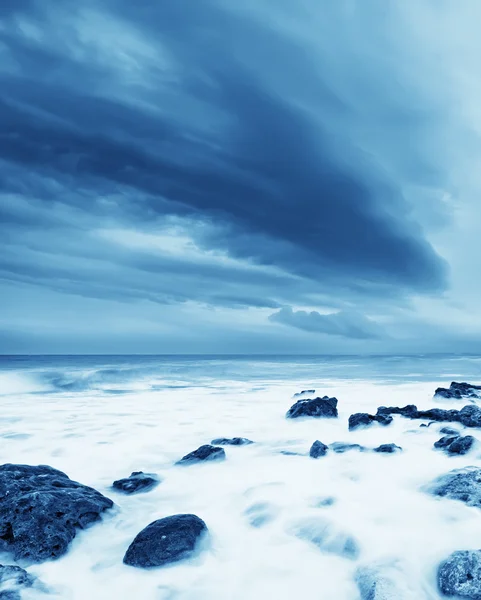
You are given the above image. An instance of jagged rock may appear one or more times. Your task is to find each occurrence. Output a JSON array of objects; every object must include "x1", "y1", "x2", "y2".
[
  {"x1": 377, "y1": 405, "x2": 418, "y2": 418},
  {"x1": 0, "y1": 464, "x2": 113, "y2": 563},
  {"x1": 123, "y1": 514, "x2": 208, "y2": 568},
  {"x1": 294, "y1": 390, "x2": 316, "y2": 398},
  {"x1": 426, "y1": 467, "x2": 481, "y2": 508},
  {"x1": 290, "y1": 517, "x2": 360, "y2": 560},
  {"x1": 434, "y1": 435, "x2": 459, "y2": 449},
  {"x1": 435, "y1": 382, "x2": 481, "y2": 400},
  {"x1": 376, "y1": 404, "x2": 481, "y2": 428},
  {"x1": 373, "y1": 444, "x2": 402, "y2": 454},
  {"x1": 309, "y1": 441, "x2": 328, "y2": 458},
  {"x1": 459, "y1": 406, "x2": 481, "y2": 428},
  {"x1": 349, "y1": 413, "x2": 393, "y2": 431},
  {"x1": 440, "y1": 427, "x2": 460, "y2": 436},
  {"x1": 434, "y1": 435, "x2": 475, "y2": 456},
  {"x1": 210, "y1": 437, "x2": 254, "y2": 446},
  {"x1": 113, "y1": 472, "x2": 160, "y2": 494},
  {"x1": 331, "y1": 442, "x2": 366, "y2": 454},
  {"x1": 0, "y1": 565, "x2": 35, "y2": 600},
  {"x1": 286, "y1": 396, "x2": 338, "y2": 419},
  {"x1": 176, "y1": 445, "x2": 225, "y2": 465},
  {"x1": 438, "y1": 550, "x2": 481, "y2": 598}
]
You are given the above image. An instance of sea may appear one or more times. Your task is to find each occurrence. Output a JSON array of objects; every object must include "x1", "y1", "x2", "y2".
[{"x1": 1, "y1": 353, "x2": 481, "y2": 599}]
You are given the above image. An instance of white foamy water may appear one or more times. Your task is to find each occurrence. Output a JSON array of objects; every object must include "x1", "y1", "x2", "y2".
[{"x1": 1, "y1": 355, "x2": 481, "y2": 599}]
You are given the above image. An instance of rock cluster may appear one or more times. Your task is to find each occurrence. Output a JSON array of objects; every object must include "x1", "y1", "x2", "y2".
[
  {"x1": 435, "y1": 381, "x2": 481, "y2": 400},
  {"x1": 286, "y1": 396, "x2": 338, "y2": 419}
]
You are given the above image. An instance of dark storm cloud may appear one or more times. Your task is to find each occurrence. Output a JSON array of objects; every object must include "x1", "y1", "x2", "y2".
[
  {"x1": 0, "y1": 0, "x2": 448, "y2": 300},
  {"x1": 269, "y1": 307, "x2": 383, "y2": 339}
]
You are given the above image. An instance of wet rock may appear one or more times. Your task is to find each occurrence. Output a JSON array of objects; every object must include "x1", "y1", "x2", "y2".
[
  {"x1": 331, "y1": 442, "x2": 366, "y2": 454},
  {"x1": 279, "y1": 450, "x2": 305, "y2": 456},
  {"x1": 0, "y1": 463, "x2": 113, "y2": 563},
  {"x1": 309, "y1": 440, "x2": 328, "y2": 458},
  {"x1": 420, "y1": 422, "x2": 435, "y2": 428},
  {"x1": 373, "y1": 444, "x2": 402, "y2": 454},
  {"x1": 435, "y1": 382, "x2": 481, "y2": 400},
  {"x1": 459, "y1": 406, "x2": 481, "y2": 428},
  {"x1": 176, "y1": 445, "x2": 225, "y2": 465},
  {"x1": 286, "y1": 396, "x2": 338, "y2": 419},
  {"x1": 210, "y1": 437, "x2": 254, "y2": 446},
  {"x1": 434, "y1": 435, "x2": 475, "y2": 456},
  {"x1": 290, "y1": 517, "x2": 360, "y2": 560},
  {"x1": 294, "y1": 390, "x2": 316, "y2": 398},
  {"x1": 356, "y1": 562, "x2": 420, "y2": 599},
  {"x1": 377, "y1": 405, "x2": 418, "y2": 418},
  {"x1": 426, "y1": 467, "x2": 481, "y2": 508},
  {"x1": 0, "y1": 565, "x2": 35, "y2": 600},
  {"x1": 313, "y1": 496, "x2": 336, "y2": 507},
  {"x1": 434, "y1": 435, "x2": 460, "y2": 450},
  {"x1": 440, "y1": 427, "x2": 460, "y2": 436},
  {"x1": 438, "y1": 550, "x2": 481, "y2": 598},
  {"x1": 113, "y1": 472, "x2": 160, "y2": 494},
  {"x1": 376, "y1": 404, "x2": 481, "y2": 428},
  {"x1": 349, "y1": 413, "x2": 393, "y2": 431},
  {"x1": 124, "y1": 514, "x2": 208, "y2": 568}
]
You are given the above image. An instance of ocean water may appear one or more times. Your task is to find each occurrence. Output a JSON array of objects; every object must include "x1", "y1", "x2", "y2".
[{"x1": 1, "y1": 354, "x2": 481, "y2": 599}]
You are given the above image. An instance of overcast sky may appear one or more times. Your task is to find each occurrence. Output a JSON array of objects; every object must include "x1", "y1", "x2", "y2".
[{"x1": 1, "y1": 0, "x2": 481, "y2": 354}]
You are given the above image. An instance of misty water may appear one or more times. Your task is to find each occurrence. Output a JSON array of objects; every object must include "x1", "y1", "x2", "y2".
[{"x1": 2, "y1": 354, "x2": 481, "y2": 599}]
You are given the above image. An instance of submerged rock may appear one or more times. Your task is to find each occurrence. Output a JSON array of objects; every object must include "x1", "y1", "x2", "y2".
[
  {"x1": 286, "y1": 396, "x2": 338, "y2": 419},
  {"x1": 0, "y1": 565, "x2": 35, "y2": 600},
  {"x1": 294, "y1": 390, "x2": 316, "y2": 398},
  {"x1": 123, "y1": 514, "x2": 208, "y2": 568},
  {"x1": 373, "y1": 444, "x2": 402, "y2": 454},
  {"x1": 210, "y1": 437, "x2": 254, "y2": 446},
  {"x1": 435, "y1": 382, "x2": 481, "y2": 400},
  {"x1": 376, "y1": 404, "x2": 481, "y2": 428},
  {"x1": 309, "y1": 440, "x2": 328, "y2": 458},
  {"x1": 244, "y1": 502, "x2": 279, "y2": 528},
  {"x1": 176, "y1": 445, "x2": 225, "y2": 465},
  {"x1": 331, "y1": 442, "x2": 366, "y2": 454},
  {"x1": 426, "y1": 467, "x2": 481, "y2": 508},
  {"x1": 438, "y1": 550, "x2": 481, "y2": 598},
  {"x1": 440, "y1": 427, "x2": 460, "y2": 436},
  {"x1": 434, "y1": 435, "x2": 475, "y2": 456},
  {"x1": 356, "y1": 562, "x2": 420, "y2": 600},
  {"x1": 0, "y1": 463, "x2": 113, "y2": 563},
  {"x1": 290, "y1": 517, "x2": 360, "y2": 560},
  {"x1": 349, "y1": 413, "x2": 393, "y2": 431},
  {"x1": 113, "y1": 472, "x2": 160, "y2": 495}
]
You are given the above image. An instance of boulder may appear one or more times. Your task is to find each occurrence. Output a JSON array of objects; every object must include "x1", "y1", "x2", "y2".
[
  {"x1": 210, "y1": 437, "x2": 254, "y2": 446},
  {"x1": 0, "y1": 565, "x2": 35, "y2": 600},
  {"x1": 286, "y1": 396, "x2": 338, "y2": 419},
  {"x1": 113, "y1": 472, "x2": 160, "y2": 494},
  {"x1": 309, "y1": 441, "x2": 328, "y2": 459},
  {"x1": 290, "y1": 517, "x2": 360, "y2": 560},
  {"x1": 176, "y1": 445, "x2": 225, "y2": 465},
  {"x1": 459, "y1": 406, "x2": 481, "y2": 428},
  {"x1": 434, "y1": 435, "x2": 475, "y2": 456},
  {"x1": 426, "y1": 467, "x2": 481, "y2": 508},
  {"x1": 434, "y1": 435, "x2": 459, "y2": 450},
  {"x1": 435, "y1": 382, "x2": 481, "y2": 400},
  {"x1": 349, "y1": 413, "x2": 393, "y2": 431},
  {"x1": 438, "y1": 550, "x2": 481, "y2": 598},
  {"x1": 123, "y1": 514, "x2": 208, "y2": 568},
  {"x1": 331, "y1": 442, "x2": 366, "y2": 454},
  {"x1": 0, "y1": 464, "x2": 113, "y2": 563},
  {"x1": 373, "y1": 444, "x2": 402, "y2": 454}
]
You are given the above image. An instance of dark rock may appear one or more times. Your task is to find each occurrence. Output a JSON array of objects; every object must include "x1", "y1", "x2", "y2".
[
  {"x1": 420, "y1": 422, "x2": 435, "y2": 428},
  {"x1": 0, "y1": 565, "x2": 35, "y2": 600},
  {"x1": 438, "y1": 550, "x2": 481, "y2": 598},
  {"x1": 123, "y1": 514, "x2": 208, "y2": 568},
  {"x1": 426, "y1": 467, "x2": 481, "y2": 508},
  {"x1": 210, "y1": 437, "x2": 254, "y2": 446},
  {"x1": 459, "y1": 406, "x2": 481, "y2": 428},
  {"x1": 377, "y1": 404, "x2": 481, "y2": 429},
  {"x1": 331, "y1": 442, "x2": 366, "y2": 454},
  {"x1": 440, "y1": 427, "x2": 460, "y2": 436},
  {"x1": 286, "y1": 396, "x2": 338, "y2": 419},
  {"x1": 434, "y1": 435, "x2": 460, "y2": 450},
  {"x1": 348, "y1": 413, "x2": 393, "y2": 431},
  {"x1": 377, "y1": 405, "x2": 418, "y2": 418},
  {"x1": 448, "y1": 436, "x2": 476, "y2": 455},
  {"x1": 309, "y1": 441, "x2": 328, "y2": 459},
  {"x1": 113, "y1": 472, "x2": 160, "y2": 495},
  {"x1": 176, "y1": 445, "x2": 225, "y2": 465},
  {"x1": 290, "y1": 517, "x2": 359, "y2": 560},
  {"x1": 279, "y1": 450, "x2": 304, "y2": 456},
  {"x1": 435, "y1": 381, "x2": 481, "y2": 400},
  {"x1": 373, "y1": 444, "x2": 402, "y2": 454},
  {"x1": 0, "y1": 464, "x2": 113, "y2": 563},
  {"x1": 294, "y1": 390, "x2": 316, "y2": 398}
]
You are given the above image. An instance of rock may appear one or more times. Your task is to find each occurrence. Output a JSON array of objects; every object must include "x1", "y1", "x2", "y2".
[
  {"x1": 123, "y1": 514, "x2": 208, "y2": 568},
  {"x1": 373, "y1": 444, "x2": 402, "y2": 454},
  {"x1": 459, "y1": 406, "x2": 481, "y2": 428},
  {"x1": 447, "y1": 436, "x2": 476, "y2": 455},
  {"x1": 0, "y1": 565, "x2": 35, "y2": 600},
  {"x1": 176, "y1": 445, "x2": 225, "y2": 465},
  {"x1": 349, "y1": 413, "x2": 393, "y2": 431},
  {"x1": 312, "y1": 497, "x2": 336, "y2": 507},
  {"x1": 420, "y1": 422, "x2": 435, "y2": 428},
  {"x1": 279, "y1": 450, "x2": 304, "y2": 456},
  {"x1": 290, "y1": 517, "x2": 359, "y2": 560},
  {"x1": 438, "y1": 550, "x2": 481, "y2": 598},
  {"x1": 434, "y1": 435, "x2": 460, "y2": 450},
  {"x1": 440, "y1": 427, "x2": 460, "y2": 436},
  {"x1": 286, "y1": 396, "x2": 338, "y2": 419},
  {"x1": 113, "y1": 472, "x2": 160, "y2": 495},
  {"x1": 244, "y1": 503, "x2": 279, "y2": 527},
  {"x1": 435, "y1": 382, "x2": 481, "y2": 400},
  {"x1": 294, "y1": 390, "x2": 316, "y2": 398},
  {"x1": 0, "y1": 464, "x2": 113, "y2": 563},
  {"x1": 356, "y1": 562, "x2": 420, "y2": 599},
  {"x1": 376, "y1": 404, "x2": 481, "y2": 428},
  {"x1": 426, "y1": 467, "x2": 481, "y2": 508},
  {"x1": 377, "y1": 405, "x2": 418, "y2": 418},
  {"x1": 331, "y1": 442, "x2": 366, "y2": 454},
  {"x1": 210, "y1": 437, "x2": 254, "y2": 446},
  {"x1": 310, "y1": 440, "x2": 328, "y2": 458}
]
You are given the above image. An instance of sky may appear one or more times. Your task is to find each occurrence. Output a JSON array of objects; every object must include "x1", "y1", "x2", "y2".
[{"x1": 1, "y1": 0, "x2": 481, "y2": 354}]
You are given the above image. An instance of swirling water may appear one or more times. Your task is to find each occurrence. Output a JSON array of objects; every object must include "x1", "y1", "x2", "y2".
[{"x1": 1, "y1": 354, "x2": 481, "y2": 599}]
